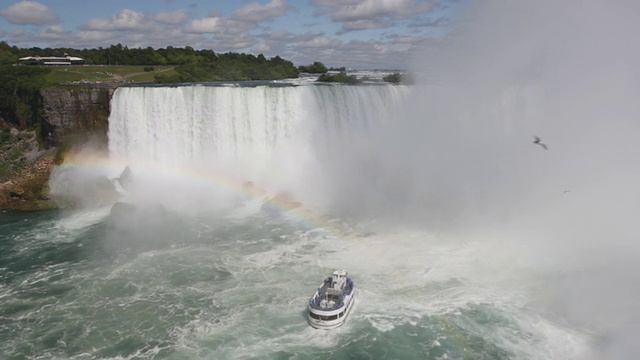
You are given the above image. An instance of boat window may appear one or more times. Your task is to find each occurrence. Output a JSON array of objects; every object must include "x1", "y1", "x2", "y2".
[
  {"x1": 309, "y1": 312, "x2": 338, "y2": 321},
  {"x1": 309, "y1": 312, "x2": 321, "y2": 320}
]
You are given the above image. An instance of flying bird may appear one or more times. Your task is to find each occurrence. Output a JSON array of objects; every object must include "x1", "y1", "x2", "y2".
[{"x1": 533, "y1": 136, "x2": 548, "y2": 150}]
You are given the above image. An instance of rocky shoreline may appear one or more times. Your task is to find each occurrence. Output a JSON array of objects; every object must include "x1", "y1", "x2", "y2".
[{"x1": 0, "y1": 126, "x2": 58, "y2": 210}]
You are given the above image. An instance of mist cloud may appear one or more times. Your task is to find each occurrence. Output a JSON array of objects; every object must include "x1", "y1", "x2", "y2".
[
  {"x1": 304, "y1": 3, "x2": 640, "y2": 357},
  {"x1": 378, "y1": 1, "x2": 640, "y2": 357}
]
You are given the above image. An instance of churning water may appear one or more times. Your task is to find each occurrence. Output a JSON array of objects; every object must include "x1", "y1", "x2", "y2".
[
  {"x1": 4, "y1": 1, "x2": 640, "y2": 358},
  {"x1": 0, "y1": 82, "x2": 597, "y2": 360}
]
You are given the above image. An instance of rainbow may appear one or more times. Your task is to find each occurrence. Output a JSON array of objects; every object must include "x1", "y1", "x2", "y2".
[{"x1": 58, "y1": 152, "x2": 351, "y2": 236}]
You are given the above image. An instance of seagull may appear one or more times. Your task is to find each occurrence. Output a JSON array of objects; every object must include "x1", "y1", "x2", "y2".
[{"x1": 533, "y1": 136, "x2": 548, "y2": 150}]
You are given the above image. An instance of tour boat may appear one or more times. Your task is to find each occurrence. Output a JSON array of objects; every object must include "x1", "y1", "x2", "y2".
[{"x1": 307, "y1": 270, "x2": 355, "y2": 329}]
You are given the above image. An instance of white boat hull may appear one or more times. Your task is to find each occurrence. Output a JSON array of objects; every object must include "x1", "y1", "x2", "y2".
[{"x1": 307, "y1": 288, "x2": 356, "y2": 329}]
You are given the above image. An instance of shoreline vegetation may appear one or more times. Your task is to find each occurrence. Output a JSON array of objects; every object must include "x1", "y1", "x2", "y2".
[{"x1": 0, "y1": 41, "x2": 407, "y2": 211}]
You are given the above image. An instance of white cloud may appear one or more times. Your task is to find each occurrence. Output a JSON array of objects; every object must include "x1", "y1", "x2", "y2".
[
  {"x1": 268, "y1": 29, "x2": 293, "y2": 40},
  {"x1": 339, "y1": 19, "x2": 389, "y2": 32},
  {"x1": 311, "y1": 0, "x2": 437, "y2": 32},
  {"x1": 297, "y1": 35, "x2": 341, "y2": 48},
  {"x1": 38, "y1": 25, "x2": 71, "y2": 40},
  {"x1": 252, "y1": 29, "x2": 430, "y2": 68},
  {"x1": 186, "y1": 12, "x2": 252, "y2": 35},
  {"x1": 186, "y1": 15, "x2": 224, "y2": 33},
  {"x1": 70, "y1": 8, "x2": 204, "y2": 48},
  {"x1": 252, "y1": 29, "x2": 297, "y2": 58},
  {"x1": 313, "y1": 0, "x2": 435, "y2": 21},
  {"x1": 387, "y1": 34, "x2": 430, "y2": 45},
  {"x1": 8, "y1": 28, "x2": 29, "y2": 42},
  {"x1": 202, "y1": 33, "x2": 258, "y2": 52},
  {"x1": 252, "y1": 42, "x2": 271, "y2": 53},
  {"x1": 231, "y1": 0, "x2": 292, "y2": 22},
  {"x1": 155, "y1": 9, "x2": 191, "y2": 25},
  {"x1": 75, "y1": 30, "x2": 115, "y2": 44},
  {"x1": 0, "y1": 1, "x2": 59, "y2": 25},
  {"x1": 186, "y1": 0, "x2": 291, "y2": 36},
  {"x1": 61, "y1": 29, "x2": 196, "y2": 50},
  {"x1": 408, "y1": 16, "x2": 448, "y2": 28},
  {"x1": 284, "y1": 32, "x2": 436, "y2": 69},
  {"x1": 83, "y1": 9, "x2": 153, "y2": 31}
]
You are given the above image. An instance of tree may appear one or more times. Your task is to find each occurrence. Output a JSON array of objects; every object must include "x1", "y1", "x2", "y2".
[
  {"x1": 0, "y1": 65, "x2": 51, "y2": 131},
  {"x1": 0, "y1": 41, "x2": 18, "y2": 65},
  {"x1": 298, "y1": 61, "x2": 328, "y2": 73},
  {"x1": 155, "y1": 51, "x2": 299, "y2": 83},
  {"x1": 382, "y1": 72, "x2": 413, "y2": 84},
  {"x1": 317, "y1": 73, "x2": 360, "y2": 84}
]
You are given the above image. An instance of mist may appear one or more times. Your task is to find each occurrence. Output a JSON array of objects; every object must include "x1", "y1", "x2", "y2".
[
  {"x1": 326, "y1": 0, "x2": 640, "y2": 358},
  {"x1": 44, "y1": 1, "x2": 640, "y2": 356}
]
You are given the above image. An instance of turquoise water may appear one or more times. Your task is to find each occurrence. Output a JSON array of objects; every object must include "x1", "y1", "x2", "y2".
[{"x1": 0, "y1": 207, "x2": 591, "y2": 359}]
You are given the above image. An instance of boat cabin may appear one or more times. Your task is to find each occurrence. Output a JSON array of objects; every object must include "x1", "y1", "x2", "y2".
[
  {"x1": 331, "y1": 270, "x2": 347, "y2": 290},
  {"x1": 308, "y1": 269, "x2": 356, "y2": 329}
]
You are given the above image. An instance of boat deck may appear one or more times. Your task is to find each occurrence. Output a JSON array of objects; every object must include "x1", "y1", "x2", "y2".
[{"x1": 310, "y1": 277, "x2": 354, "y2": 311}]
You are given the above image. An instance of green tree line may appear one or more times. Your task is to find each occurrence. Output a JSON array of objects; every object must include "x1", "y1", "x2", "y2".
[
  {"x1": 0, "y1": 65, "x2": 52, "y2": 142},
  {"x1": 1, "y1": 41, "x2": 300, "y2": 83},
  {"x1": 2, "y1": 42, "x2": 211, "y2": 66},
  {"x1": 297, "y1": 62, "x2": 328, "y2": 74},
  {"x1": 155, "y1": 53, "x2": 299, "y2": 83},
  {"x1": 0, "y1": 41, "x2": 51, "y2": 139}
]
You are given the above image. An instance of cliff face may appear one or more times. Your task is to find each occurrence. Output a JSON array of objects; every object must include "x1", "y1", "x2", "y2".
[
  {"x1": 41, "y1": 87, "x2": 115, "y2": 144},
  {"x1": 0, "y1": 87, "x2": 116, "y2": 210}
]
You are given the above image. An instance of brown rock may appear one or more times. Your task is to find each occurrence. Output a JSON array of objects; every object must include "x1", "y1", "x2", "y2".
[
  {"x1": 41, "y1": 87, "x2": 115, "y2": 144},
  {"x1": 8, "y1": 185, "x2": 25, "y2": 197}
]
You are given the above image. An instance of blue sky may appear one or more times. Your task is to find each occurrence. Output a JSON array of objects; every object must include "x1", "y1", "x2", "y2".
[{"x1": 0, "y1": 0, "x2": 465, "y2": 69}]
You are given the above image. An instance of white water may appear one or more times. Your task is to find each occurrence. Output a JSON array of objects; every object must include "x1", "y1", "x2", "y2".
[
  {"x1": 36, "y1": 1, "x2": 640, "y2": 358},
  {"x1": 108, "y1": 84, "x2": 410, "y2": 212},
  {"x1": 101, "y1": 83, "x2": 597, "y2": 358}
]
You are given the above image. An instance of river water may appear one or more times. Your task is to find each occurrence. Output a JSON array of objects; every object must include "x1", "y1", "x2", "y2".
[
  {"x1": 0, "y1": 204, "x2": 593, "y2": 359},
  {"x1": 0, "y1": 78, "x2": 598, "y2": 357},
  {"x1": 4, "y1": 1, "x2": 640, "y2": 356}
]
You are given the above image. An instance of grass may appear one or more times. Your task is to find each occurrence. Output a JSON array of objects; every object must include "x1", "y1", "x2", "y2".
[
  {"x1": 127, "y1": 68, "x2": 178, "y2": 83},
  {"x1": 45, "y1": 65, "x2": 175, "y2": 84},
  {"x1": 45, "y1": 70, "x2": 112, "y2": 83}
]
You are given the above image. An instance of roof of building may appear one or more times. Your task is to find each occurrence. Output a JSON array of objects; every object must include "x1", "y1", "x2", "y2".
[{"x1": 19, "y1": 56, "x2": 84, "y2": 61}]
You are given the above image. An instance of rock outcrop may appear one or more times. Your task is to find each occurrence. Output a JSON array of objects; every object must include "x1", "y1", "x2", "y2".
[
  {"x1": 1, "y1": 121, "x2": 54, "y2": 210},
  {"x1": 1, "y1": 86, "x2": 117, "y2": 210},
  {"x1": 41, "y1": 87, "x2": 115, "y2": 144}
]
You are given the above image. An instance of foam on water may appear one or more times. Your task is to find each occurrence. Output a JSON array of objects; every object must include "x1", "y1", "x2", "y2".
[
  {"x1": 1, "y1": 204, "x2": 598, "y2": 359},
  {"x1": 124, "y1": 218, "x2": 589, "y2": 359},
  {"x1": 12, "y1": 1, "x2": 640, "y2": 351}
]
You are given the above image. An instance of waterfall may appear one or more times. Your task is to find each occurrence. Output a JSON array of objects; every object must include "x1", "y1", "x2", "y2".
[{"x1": 107, "y1": 84, "x2": 410, "y2": 209}]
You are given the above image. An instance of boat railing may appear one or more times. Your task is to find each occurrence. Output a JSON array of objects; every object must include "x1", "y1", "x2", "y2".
[
  {"x1": 309, "y1": 276, "x2": 355, "y2": 310},
  {"x1": 309, "y1": 288, "x2": 321, "y2": 306}
]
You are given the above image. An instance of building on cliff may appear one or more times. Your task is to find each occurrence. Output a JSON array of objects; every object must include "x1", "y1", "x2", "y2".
[{"x1": 18, "y1": 55, "x2": 85, "y2": 65}]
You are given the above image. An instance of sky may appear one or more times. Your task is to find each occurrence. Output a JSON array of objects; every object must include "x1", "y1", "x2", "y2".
[{"x1": 0, "y1": 0, "x2": 464, "y2": 69}]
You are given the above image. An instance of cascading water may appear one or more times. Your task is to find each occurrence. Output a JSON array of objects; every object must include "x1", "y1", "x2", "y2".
[
  {"x1": 2, "y1": 82, "x2": 595, "y2": 359},
  {"x1": 107, "y1": 84, "x2": 410, "y2": 212}
]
